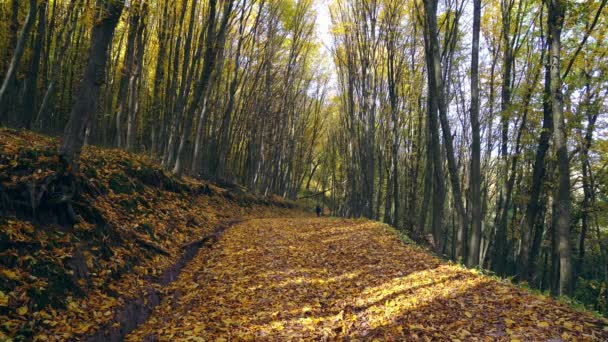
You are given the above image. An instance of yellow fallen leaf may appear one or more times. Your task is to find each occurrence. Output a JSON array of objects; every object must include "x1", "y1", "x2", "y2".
[
  {"x1": 17, "y1": 306, "x2": 28, "y2": 316},
  {"x1": 464, "y1": 311, "x2": 472, "y2": 318},
  {"x1": 271, "y1": 321, "x2": 285, "y2": 331},
  {"x1": 537, "y1": 321, "x2": 549, "y2": 328},
  {"x1": 76, "y1": 323, "x2": 92, "y2": 334},
  {"x1": 2, "y1": 269, "x2": 19, "y2": 280},
  {"x1": 0, "y1": 291, "x2": 8, "y2": 307}
]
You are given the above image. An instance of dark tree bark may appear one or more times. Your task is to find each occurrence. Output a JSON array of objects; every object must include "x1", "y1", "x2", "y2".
[
  {"x1": 22, "y1": 0, "x2": 47, "y2": 128},
  {"x1": 518, "y1": 14, "x2": 554, "y2": 281},
  {"x1": 150, "y1": 0, "x2": 169, "y2": 155},
  {"x1": 422, "y1": 0, "x2": 465, "y2": 257},
  {"x1": 126, "y1": 1, "x2": 148, "y2": 151},
  {"x1": 576, "y1": 77, "x2": 598, "y2": 282},
  {"x1": 34, "y1": 0, "x2": 79, "y2": 129},
  {"x1": 60, "y1": 0, "x2": 124, "y2": 168},
  {"x1": 467, "y1": 0, "x2": 482, "y2": 267},
  {"x1": 216, "y1": 1, "x2": 251, "y2": 179},
  {"x1": 115, "y1": 5, "x2": 139, "y2": 148},
  {"x1": 548, "y1": 0, "x2": 572, "y2": 296},
  {"x1": 0, "y1": 0, "x2": 38, "y2": 123},
  {"x1": 183, "y1": 0, "x2": 233, "y2": 176}
]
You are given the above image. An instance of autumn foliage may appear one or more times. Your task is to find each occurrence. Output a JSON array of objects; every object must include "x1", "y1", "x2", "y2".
[
  {"x1": 0, "y1": 129, "x2": 301, "y2": 340},
  {"x1": 1, "y1": 129, "x2": 608, "y2": 340},
  {"x1": 128, "y1": 218, "x2": 608, "y2": 340}
]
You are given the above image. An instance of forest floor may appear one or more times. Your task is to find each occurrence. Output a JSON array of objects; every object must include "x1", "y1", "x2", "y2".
[
  {"x1": 1, "y1": 129, "x2": 608, "y2": 341},
  {"x1": 126, "y1": 217, "x2": 608, "y2": 341},
  {"x1": 0, "y1": 129, "x2": 303, "y2": 341}
]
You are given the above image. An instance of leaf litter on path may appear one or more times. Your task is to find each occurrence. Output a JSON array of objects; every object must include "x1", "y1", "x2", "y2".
[{"x1": 127, "y1": 218, "x2": 608, "y2": 341}]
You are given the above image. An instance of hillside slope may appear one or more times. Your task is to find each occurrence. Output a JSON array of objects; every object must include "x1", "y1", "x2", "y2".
[{"x1": 0, "y1": 129, "x2": 305, "y2": 341}]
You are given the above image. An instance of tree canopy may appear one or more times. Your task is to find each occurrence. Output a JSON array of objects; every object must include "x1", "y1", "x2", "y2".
[{"x1": 1, "y1": 0, "x2": 608, "y2": 318}]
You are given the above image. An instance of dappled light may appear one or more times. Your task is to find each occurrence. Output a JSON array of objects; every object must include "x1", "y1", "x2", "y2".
[
  {"x1": 2, "y1": 0, "x2": 608, "y2": 339},
  {"x1": 126, "y1": 218, "x2": 608, "y2": 340}
]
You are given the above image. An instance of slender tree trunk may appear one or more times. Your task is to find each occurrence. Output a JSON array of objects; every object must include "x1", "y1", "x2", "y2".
[
  {"x1": 519, "y1": 14, "x2": 554, "y2": 279},
  {"x1": 217, "y1": 2, "x2": 250, "y2": 179},
  {"x1": 22, "y1": 0, "x2": 47, "y2": 128},
  {"x1": 150, "y1": 0, "x2": 169, "y2": 155},
  {"x1": 423, "y1": 0, "x2": 465, "y2": 258},
  {"x1": 0, "y1": 0, "x2": 38, "y2": 123},
  {"x1": 115, "y1": 6, "x2": 139, "y2": 147},
  {"x1": 126, "y1": 1, "x2": 147, "y2": 152},
  {"x1": 575, "y1": 73, "x2": 597, "y2": 284},
  {"x1": 176, "y1": 0, "x2": 219, "y2": 176},
  {"x1": 186, "y1": 0, "x2": 233, "y2": 176},
  {"x1": 416, "y1": 118, "x2": 434, "y2": 240},
  {"x1": 34, "y1": 0, "x2": 78, "y2": 129},
  {"x1": 548, "y1": 0, "x2": 572, "y2": 297},
  {"x1": 421, "y1": 0, "x2": 445, "y2": 254},
  {"x1": 467, "y1": 0, "x2": 482, "y2": 267}
]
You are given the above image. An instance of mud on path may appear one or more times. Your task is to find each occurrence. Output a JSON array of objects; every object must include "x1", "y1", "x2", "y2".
[{"x1": 126, "y1": 218, "x2": 608, "y2": 341}]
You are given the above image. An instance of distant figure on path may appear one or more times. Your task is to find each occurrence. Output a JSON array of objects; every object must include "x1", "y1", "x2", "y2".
[{"x1": 315, "y1": 204, "x2": 322, "y2": 217}]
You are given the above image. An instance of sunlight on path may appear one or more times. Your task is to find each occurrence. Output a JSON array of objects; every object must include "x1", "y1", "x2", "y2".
[{"x1": 126, "y1": 218, "x2": 608, "y2": 340}]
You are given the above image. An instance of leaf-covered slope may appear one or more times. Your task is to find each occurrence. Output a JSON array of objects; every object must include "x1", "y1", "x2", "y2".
[
  {"x1": 128, "y1": 218, "x2": 608, "y2": 341},
  {"x1": 0, "y1": 128, "x2": 303, "y2": 340}
]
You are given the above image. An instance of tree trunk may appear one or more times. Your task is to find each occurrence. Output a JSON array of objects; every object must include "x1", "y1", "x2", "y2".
[
  {"x1": 22, "y1": 0, "x2": 47, "y2": 128},
  {"x1": 186, "y1": 0, "x2": 233, "y2": 176},
  {"x1": 0, "y1": 0, "x2": 38, "y2": 123},
  {"x1": 60, "y1": 0, "x2": 124, "y2": 168},
  {"x1": 423, "y1": 0, "x2": 465, "y2": 258},
  {"x1": 548, "y1": 0, "x2": 572, "y2": 297},
  {"x1": 467, "y1": 0, "x2": 482, "y2": 267},
  {"x1": 421, "y1": 0, "x2": 446, "y2": 254},
  {"x1": 115, "y1": 5, "x2": 139, "y2": 147},
  {"x1": 34, "y1": 0, "x2": 78, "y2": 129},
  {"x1": 217, "y1": 1, "x2": 250, "y2": 179},
  {"x1": 126, "y1": 1, "x2": 147, "y2": 152}
]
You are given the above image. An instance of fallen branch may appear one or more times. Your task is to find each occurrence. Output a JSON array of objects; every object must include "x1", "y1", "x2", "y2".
[
  {"x1": 181, "y1": 218, "x2": 245, "y2": 250},
  {"x1": 297, "y1": 188, "x2": 332, "y2": 200},
  {"x1": 136, "y1": 238, "x2": 170, "y2": 256}
]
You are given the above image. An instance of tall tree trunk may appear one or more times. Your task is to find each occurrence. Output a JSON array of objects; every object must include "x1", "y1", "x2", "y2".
[
  {"x1": 518, "y1": 54, "x2": 554, "y2": 282},
  {"x1": 548, "y1": 0, "x2": 572, "y2": 297},
  {"x1": 174, "y1": 0, "x2": 219, "y2": 176},
  {"x1": 0, "y1": 0, "x2": 38, "y2": 123},
  {"x1": 22, "y1": 0, "x2": 47, "y2": 128},
  {"x1": 60, "y1": 0, "x2": 124, "y2": 168},
  {"x1": 575, "y1": 72, "x2": 597, "y2": 284},
  {"x1": 217, "y1": 1, "x2": 252, "y2": 179},
  {"x1": 34, "y1": 0, "x2": 79, "y2": 129},
  {"x1": 493, "y1": 0, "x2": 515, "y2": 276},
  {"x1": 421, "y1": 0, "x2": 446, "y2": 254},
  {"x1": 186, "y1": 0, "x2": 233, "y2": 176},
  {"x1": 150, "y1": 0, "x2": 169, "y2": 155},
  {"x1": 417, "y1": 119, "x2": 433, "y2": 241},
  {"x1": 115, "y1": 5, "x2": 139, "y2": 147},
  {"x1": 467, "y1": 0, "x2": 482, "y2": 267},
  {"x1": 423, "y1": 0, "x2": 465, "y2": 258},
  {"x1": 126, "y1": 1, "x2": 147, "y2": 152}
]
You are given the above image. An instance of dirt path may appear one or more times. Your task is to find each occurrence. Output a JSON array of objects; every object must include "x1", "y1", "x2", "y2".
[{"x1": 126, "y1": 218, "x2": 607, "y2": 341}]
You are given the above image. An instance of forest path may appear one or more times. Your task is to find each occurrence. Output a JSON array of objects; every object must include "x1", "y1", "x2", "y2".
[{"x1": 126, "y1": 218, "x2": 607, "y2": 340}]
